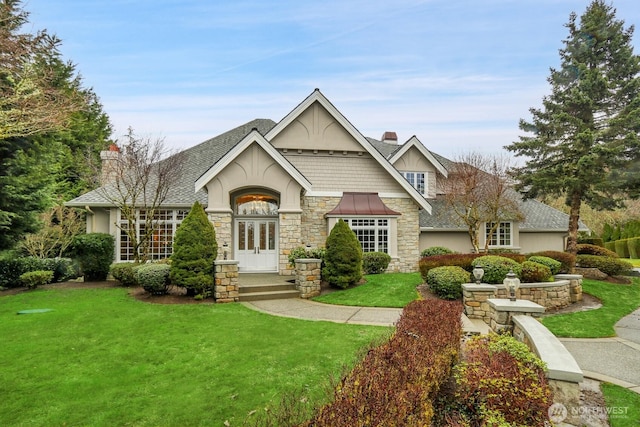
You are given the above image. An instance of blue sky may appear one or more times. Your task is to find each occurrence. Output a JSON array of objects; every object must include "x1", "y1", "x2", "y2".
[{"x1": 25, "y1": 0, "x2": 640, "y2": 158}]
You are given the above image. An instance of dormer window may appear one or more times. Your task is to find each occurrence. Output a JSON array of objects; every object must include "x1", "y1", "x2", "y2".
[{"x1": 401, "y1": 172, "x2": 426, "y2": 195}]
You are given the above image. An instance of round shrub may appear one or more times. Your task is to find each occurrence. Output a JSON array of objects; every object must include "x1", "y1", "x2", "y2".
[
  {"x1": 576, "y1": 244, "x2": 619, "y2": 258},
  {"x1": 72, "y1": 233, "x2": 115, "y2": 281},
  {"x1": 170, "y1": 201, "x2": 217, "y2": 297},
  {"x1": 520, "y1": 261, "x2": 552, "y2": 283},
  {"x1": 471, "y1": 256, "x2": 522, "y2": 284},
  {"x1": 323, "y1": 219, "x2": 363, "y2": 289},
  {"x1": 362, "y1": 251, "x2": 391, "y2": 274},
  {"x1": 136, "y1": 263, "x2": 170, "y2": 295},
  {"x1": 426, "y1": 266, "x2": 470, "y2": 300},
  {"x1": 110, "y1": 262, "x2": 139, "y2": 287},
  {"x1": 576, "y1": 255, "x2": 633, "y2": 276},
  {"x1": 419, "y1": 253, "x2": 480, "y2": 281},
  {"x1": 527, "y1": 255, "x2": 562, "y2": 275},
  {"x1": 288, "y1": 246, "x2": 326, "y2": 266},
  {"x1": 578, "y1": 236, "x2": 604, "y2": 247},
  {"x1": 20, "y1": 270, "x2": 54, "y2": 289},
  {"x1": 420, "y1": 246, "x2": 455, "y2": 257},
  {"x1": 528, "y1": 251, "x2": 575, "y2": 274}
]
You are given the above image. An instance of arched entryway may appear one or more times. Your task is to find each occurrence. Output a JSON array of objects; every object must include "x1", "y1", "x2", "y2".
[{"x1": 233, "y1": 191, "x2": 279, "y2": 272}]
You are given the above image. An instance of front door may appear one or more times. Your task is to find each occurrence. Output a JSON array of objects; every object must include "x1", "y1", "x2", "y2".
[{"x1": 236, "y1": 219, "x2": 277, "y2": 272}]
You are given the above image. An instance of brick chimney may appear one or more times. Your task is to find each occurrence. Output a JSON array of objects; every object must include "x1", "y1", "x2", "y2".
[
  {"x1": 99, "y1": 143, "x2": 120, "y2": 185},
  {"x1": 381, "y1": 131, "x2": 398, "y2": 144}
]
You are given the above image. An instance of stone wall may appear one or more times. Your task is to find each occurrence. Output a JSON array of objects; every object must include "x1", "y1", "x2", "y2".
[
  {"x1": 381, "y1": 197, "x2": 420, "y2": 273},
  {"x1": 214, "y1": 260, "x2": 239, "y2": 302},
  {"x1": 279, "y1": 212, "x2": 302, "y2": 275},
  {"x1": 295, "y1": 258, "x2": 322, "y2": 298},
  {"x1": 207, "y1": 211, "x2": 232, "y2": 261}
]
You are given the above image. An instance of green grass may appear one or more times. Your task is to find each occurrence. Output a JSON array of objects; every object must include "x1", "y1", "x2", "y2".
[
  {"x1": 628, "y1": 258, "x2": 640, "y2": 267},
  {"x1": 601, "y1": 383, "x2": 640, "y2": 427},
  {"x1": 0, "y1": 286, "x2": 389, "y2": 426},
  {"x1": 541, "y1": 278, "x2": 640, "y2": 337},
  {"x1": 312, "y1": 272, "x2": 422, "y2": 308}
]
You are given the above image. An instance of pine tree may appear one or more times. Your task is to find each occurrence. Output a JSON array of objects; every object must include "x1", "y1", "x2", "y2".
[
  {"x1": 323, "y1": 219, "x2": 363, "y2": 289},
  {"x1": 506, "y1": 0, "x2": 640, "y2": 267},
  {"x1": 170, "y1": 201, "x2": 217, "y2": 297}
]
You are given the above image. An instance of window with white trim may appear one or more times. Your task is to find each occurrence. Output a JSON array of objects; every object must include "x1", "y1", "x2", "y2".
[
  {"x1": 486, "y1": 222, "x2": 512, "y2": 247},
  {"x1": 343, "y1": 218, "x2": 389, "y2": 253},
  {"x1": 401, "y1": 172, "x2": 426, "y2": 195},
  {"x1": 119, "y1": 209, "x2": 189, "y2": 261}
]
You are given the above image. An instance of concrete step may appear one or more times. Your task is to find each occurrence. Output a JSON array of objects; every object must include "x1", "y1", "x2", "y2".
[
  {"x1": 239, "y1": 282, "x2": 296, "y2": 294},
  {"x1": 238, "y1": 289, "x2": 300, "y2": 302}
]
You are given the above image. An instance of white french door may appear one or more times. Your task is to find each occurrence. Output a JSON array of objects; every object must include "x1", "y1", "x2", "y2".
[{"x1": 235, "y1": 219, "x2": 278, "y2": 272}]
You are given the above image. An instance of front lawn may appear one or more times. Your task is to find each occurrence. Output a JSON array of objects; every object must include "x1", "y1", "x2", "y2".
[
  {"x1": 312, "y1": 272, "x2": 422, "y2": 308},
  {"x1": 542, "y1": 278, "x2": 640, "y2": 338},
  {"x1": 601, "y1": 383, "x2": 640, "y2": 427},
  {"x1": 0, "y1": 286, "x2": 389, "y2": 426}
]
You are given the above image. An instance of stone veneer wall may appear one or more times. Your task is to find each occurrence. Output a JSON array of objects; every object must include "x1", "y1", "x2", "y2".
[
  {"x1": 208, "y1": 211, "x2": 232, "y2": 261},
  {"x1": 300, "y1": 196, "x2": 421, "y2": 273},
  {"x1": 295, "y1": 258, "x2": 322, "y2": 298},
  {"x1": 279, "y1": 212, "x2": 302, "y2": 276}
]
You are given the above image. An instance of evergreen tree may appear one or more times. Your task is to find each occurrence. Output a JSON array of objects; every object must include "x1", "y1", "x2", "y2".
[
  {"x1": 323, "y1": 219, "x2": 363, "y2": 289},
  {"x1": 506, "y1": 0, "x2": 640, "y2": 267},
  {"x1": 170, "y1": 201, "x2": 217, "y2": 297}
]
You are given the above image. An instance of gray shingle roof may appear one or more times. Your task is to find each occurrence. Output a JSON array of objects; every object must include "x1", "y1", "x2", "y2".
[{"x1": 66, "y1": 119, "x2": 276, "y2": 207}]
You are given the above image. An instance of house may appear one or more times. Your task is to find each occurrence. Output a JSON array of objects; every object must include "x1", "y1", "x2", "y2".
[{"x1": 67, "y1": 89, "x2": 580, "y2": 274}]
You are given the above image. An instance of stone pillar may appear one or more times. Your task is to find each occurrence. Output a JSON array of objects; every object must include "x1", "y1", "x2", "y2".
[
  {"x1": 279, "y1": 212, "x2": 302, "y2": 276},
  {"x1": 555, "y1": 274, "x2": 583, "y2": 303},
  {"x1": 207, "y1": 210, "x2": 233, "y2": 261},
  {"x1": 214, "y1": 260, "x2": 239, "y2": 303},
  {"x1": 295, "y1": 258, "x2": 322, "y2": 299},
  {"x1": 462, "y1": 283, "x2": 496, "y2": 323},
  {"x1": 487, "y1": 299, "x2": 545, "y2": 333}
]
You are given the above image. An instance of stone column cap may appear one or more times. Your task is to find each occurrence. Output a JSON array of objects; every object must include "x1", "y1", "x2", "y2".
[
  {"x1": 462, "y1": 283, "x2": 496, "y2": 292},
  {"x1": 295, "y1": 258, "x2": 322, "y2": 263},
  {"x1": 554, "y1": 274, "x2": 583, "y2": 280},
  {"x1": 488, "y1": 298, "x2": 545, "y2": 313},
  {"x1": 215, "y1": 260, "x2": 239, "y2": 266}
]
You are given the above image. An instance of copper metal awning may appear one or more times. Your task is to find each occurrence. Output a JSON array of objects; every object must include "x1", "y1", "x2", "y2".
[{"x1": 325, "y1": 192, "x2": 401, "y2": 216}]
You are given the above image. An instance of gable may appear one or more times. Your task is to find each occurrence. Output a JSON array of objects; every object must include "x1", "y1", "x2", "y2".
[
  {"x1": 269, "y1": 101, "x2": 363, "y2": 152},
  {"x1": 392, "y1": 145, "x2": 438, "y2": 173}
]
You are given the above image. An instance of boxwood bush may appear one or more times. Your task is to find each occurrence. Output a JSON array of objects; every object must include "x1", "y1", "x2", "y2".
[
  {"x1": 362, "y1": 251, "x2": 391, "y2": 275},
  {"x1": 576, "y1": 255, "x2": 633, "y2": 276},
  {"x1": 136, "y1": 263, "x2": 170, "y2": 295},
  {"x1": 420, "y1": 246, "x2": 455, "y2": 257},
  {"x1": 520, "y1": 261, "x2": 552, "y2": 283},
  {"x1": 72, "y1": 233, "x2": 115, "y2": 281},
  {"x1": 419, "y1": 253, "x2": 480, "y2": 281},
  {"x1": 426, "y1": 266, "x2": 470, "y2": 300},
  {"x1": 528, "y1": 251, "x2": 575, "y2": 274},
  {"x1": 110, "y1": 263, "x2": 140, "y2": 287},
  {"x1": 20, "y1": 270, "x2": 54, "y2": 289},
  {"x1": 527, "y1": 255, "x2": 562, "y2": 275},
  {"x1": 471, "y1": 256, "x2": 522, "y2": 284},
  {"x1": 287, "y1": 246, "x2": 327, "y2": 267}
]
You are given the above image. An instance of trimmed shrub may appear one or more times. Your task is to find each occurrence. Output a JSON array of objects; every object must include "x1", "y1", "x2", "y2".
[
  {"x1": 446, "y1": 334, "x2": 551, "y2": 426},
  {"x1": 306, "y1": 299, "x2": 462, "y2": 427},
  {"x1": 528, "y1": 250, "x2": 576, "y2": 274},
  {"x1": 576, "y1": 243, "x2": 619, "y2": 258},
  {"x1": 615, "y1": 239, "x2": 631, "y2": 258},
  {"x1": 170, "y1": 201, "x2": 217, "y2": 298},
  {"x1": 72, "y1": 233, "x2": 115, "y2": 281},
  {"x1": 627, "y1": 237, "x2": 640, "y2": 259},
  {"x1": 426, "y1": 266, "x2": 469, "y2": 300},
  {"x1": 520, "y1": 261, "x2": 552, "y2": 283},
  {"x1": 20, "y1": 270, "x2": 54, "y2": 289},
  {"x1": 471, "y1": 256, "x2": 522, "y2": 284},
  {"x1": 527, "y1": 255, "x2": 562, "y2": 275},
  {"x1": 576, "y1": 255, "x2": 633, "y2": 276},
  {"x1": 419, "y1": 253, "x2": 480, "y2": 281},
  {"x1": 287, "y1": 246, "x2": 326, "y2": 267},
  {"x1": 136, "y1": 263, "x2": 170, "y2": 295},
  {"x1": 40, "y1": 257, "x2": 81, "y2": 282},
  {"x1": 578, "y1": 236, "x2": 604, "y2": 247},
  {"x1": 110, "y1": 263, "x2": 140, "y2": 287},
  {"x1": 420, "y1": 246, "x2": 455, "y2": 257},
  {"x1": 322, "y1": 219, "x2": 362, "y2": 289},
  {"x1": 0, "y1": 254, "x2": 42, "y2": 288},
  {"x1": 362, "y1": 251, "x2": 391, "y2": 275}
]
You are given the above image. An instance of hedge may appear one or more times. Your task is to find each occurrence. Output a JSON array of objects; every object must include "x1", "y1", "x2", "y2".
[
  {"x1": 614, "y1": 239, "x2": 631, "y2": 258},
  {"x1": 520, "y1": 260, "x2": 552, "y2": 283},
  {"x1": 136, "y1": 263, "x2": 170, "y2": 295},
  {"x1": 576, "y1": 243, "x2": 619, "y2": 258},
  {"x1": 110, "y1": 263, "x2": 140, "y2": 287},
  {"x1": 0, "y1": 255, "x2": 79, "y2": 288},
  {"x1": 305, "y1": 299, "x2": 462, "y2": 426},
  {"x1": 72, "y1": 233, "x2": 115, "y2": 281},
  {"x1": 627, "y1": 237, "x2": 640, "y2": 259},
  {"x1": 527, "y1": 255, "x2": 562, "y2": 275},
  {"x1": 527, "y1": 251, "x2": 575, "y2": 274},
  {"x1": 604, "y1": 241, "x2": 616, "y2": 253}
]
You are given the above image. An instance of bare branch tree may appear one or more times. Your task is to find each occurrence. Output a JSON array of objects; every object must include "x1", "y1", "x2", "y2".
[
  {"x1": 20, "y1": 202, "x2": 85, "y2": 258},
  {"x1": 96, "y1": 127, "x2": 185, "y2": 262},
  {"x1": 438, "y1": 152, "x2": 524, "y2": 253}
]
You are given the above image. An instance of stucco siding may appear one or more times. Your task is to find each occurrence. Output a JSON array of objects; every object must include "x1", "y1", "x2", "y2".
[
  {"x1": 420, "y1": 231, "x2": 473, "y2": 254},
  {"x1": 519, "y1": 232, "x2": 567, "y2": 253},
  {"x1": 270, "y1": 101, "x2": 363, "y2": 152}
]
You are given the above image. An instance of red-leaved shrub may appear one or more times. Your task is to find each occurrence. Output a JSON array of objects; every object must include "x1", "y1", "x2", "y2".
[
  {"x1": 304, "y1": 299, "x2": 463, "y2": 427},
  {"x1": 528, "y1": 250, "x2": 576, "y2": 274}
]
